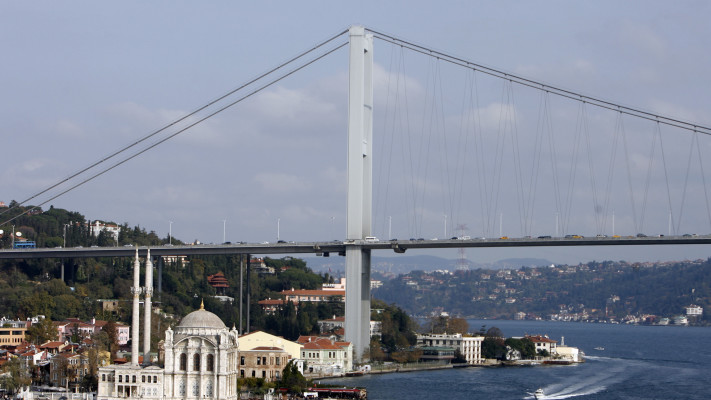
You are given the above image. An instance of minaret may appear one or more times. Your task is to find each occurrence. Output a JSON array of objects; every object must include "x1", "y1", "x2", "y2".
[
  {"x1": 143, "y1": 248, "x2": 153, "y2": 365},
  {"x1": 131, "y1": 247, "x2": 141, "y2": 366}
]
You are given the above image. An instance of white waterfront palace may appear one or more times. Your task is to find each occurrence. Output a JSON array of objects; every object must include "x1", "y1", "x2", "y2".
[{"x1": 97, "y1": 249, "x2": 240, "y2": 400}]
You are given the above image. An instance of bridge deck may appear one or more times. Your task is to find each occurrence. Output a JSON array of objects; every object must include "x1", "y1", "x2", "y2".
[{"x1": 1, "y1": 236, "x2": 709, "y2": 259}]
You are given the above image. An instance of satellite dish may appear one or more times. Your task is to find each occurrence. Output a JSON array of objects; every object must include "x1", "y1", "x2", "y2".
[{"x1": 16, "y1": 232, "x2": 22, "y2": 237}]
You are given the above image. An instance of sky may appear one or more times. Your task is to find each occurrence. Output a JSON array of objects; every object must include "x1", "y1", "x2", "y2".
[{"x1": 2, "y1": 1, "x2": 711, "y2": 265}]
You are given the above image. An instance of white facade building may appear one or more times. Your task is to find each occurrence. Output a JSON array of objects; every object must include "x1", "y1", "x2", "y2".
[
  {"x1": 416, "y1": 333, "x2": 484, "y2": 365},
  {"x1": 686, "y1": 304, "x2": 703, "y2": 316}
]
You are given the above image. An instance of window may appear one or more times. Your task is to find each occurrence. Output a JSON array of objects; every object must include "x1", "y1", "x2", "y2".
[
  {"x1": 240, "y1": 370, "x2": 244, "y2": 378},
  {"x1": 193, "y1": 354, "x2": 201, "y2": 371},
  {"x1": 251, "y1": 371, "x2": 255, "y2": 377},
  {"x1": 118, "y1": 375, "x2": 122, "y2": 383},
  {"x1": 276, "y1": 357, "x2": 280, "y2": 366},
  {"x1": 240, "y1": 356, "x2": 245, "y2": 365},
  {"x1": 207, "y1": 354, "x2": 214, "y2": 372},
  {"x1": 102, "y1": 374, "x2": 105, "y2": 382},
  {"x1": 257, "y1": 357, "x2": 261, "y2": 366},
  {"x1": 132, "y1": 375, "x2": 136, "y2": 383},
  {"x1": 262, "y1": 371, "x2": 266, "y2": 378},
  {"x1": 142, "y1": 376, "x2": 145, "y2": 383},
  {"x1": 180, "y1": 353, "x2": 187, "y2": 371}
]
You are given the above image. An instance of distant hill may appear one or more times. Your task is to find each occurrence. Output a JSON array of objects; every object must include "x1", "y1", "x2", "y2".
[{"x1": 303, "y1": 255, "x2": 554, "y2": 277}]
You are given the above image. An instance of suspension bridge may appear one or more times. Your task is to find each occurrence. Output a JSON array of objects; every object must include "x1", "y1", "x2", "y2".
[{"x1": 2, "y1": 26, "x2": 711, "y2": 360}]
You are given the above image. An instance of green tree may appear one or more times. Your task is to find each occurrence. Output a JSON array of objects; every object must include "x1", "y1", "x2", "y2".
[
  {"x1": 102, "y1": 319, "x2": 120, "y2": 360},
  {"x1": 0, "y1": 357, "x2": 31, "y2": 394},
  {"x1": 26, "y1": 317, "x2": 58, "y2": 345},
  {"x1": 278, "y1": 360, "x2": 308, "y2": 394}
]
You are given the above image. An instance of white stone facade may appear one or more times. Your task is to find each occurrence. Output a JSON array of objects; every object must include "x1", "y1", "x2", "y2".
[{"x1": 416, "y1": 333, "x2": 483, "y2": 365}]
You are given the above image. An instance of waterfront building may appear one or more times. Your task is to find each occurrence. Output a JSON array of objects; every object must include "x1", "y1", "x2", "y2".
[
  {"x1": 238, "y1": 331, "x2": 302, "y2": 362},
  {"x1": 526, "y1": 335, "x2": 557, "y2": 355},
  {"x1": 686, "y1": 304, "x2": 703, "y2": 316},
  {"x1": 416, "y1": 333, "x2": 483, "y2": 365},
  {"x1": 420, "y1": 346, "x2": 455, "y2": 362},
  {"x1": 238, "y1": 346, "x2": 290, "y2": 381},
  {"x1": 297, "y1": 336, "x2": 352, "y2": 375}
]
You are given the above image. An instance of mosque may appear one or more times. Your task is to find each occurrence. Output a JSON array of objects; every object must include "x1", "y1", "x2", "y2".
[{"x1": 97, "y1": 249, "x2": 240, "y2": 400}]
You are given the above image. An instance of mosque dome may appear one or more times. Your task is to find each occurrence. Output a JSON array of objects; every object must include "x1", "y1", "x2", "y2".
[{"x1": 177, "y1": 301, "x2": 226, "y2": 330}]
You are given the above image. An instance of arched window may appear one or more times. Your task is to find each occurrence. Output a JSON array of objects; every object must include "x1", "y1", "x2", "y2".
[
  {"x1": 193, "y1": 353, "x2": 201, "y2": 371},
  {"x1": 179, "y1": 353, "x2": 187, "y2": 371},
  {"x1": 207, "y1": 354, "x2": 214, "y2": 372}
]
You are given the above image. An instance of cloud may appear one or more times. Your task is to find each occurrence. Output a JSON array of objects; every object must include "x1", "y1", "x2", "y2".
[
  {"x1": 619, "y1": 22, "x2": 668, "y2": 60},
  {"x1": 54, "y1": 119, "x2": 85, "y2": 139},
  {"x1": 253, "y1": 172, "x2": 312, "y2": 193}
]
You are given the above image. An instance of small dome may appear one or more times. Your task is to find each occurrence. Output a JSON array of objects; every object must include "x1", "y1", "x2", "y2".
[{"x1": 177, "y1": 303, "x2": 226, "y2": 329}]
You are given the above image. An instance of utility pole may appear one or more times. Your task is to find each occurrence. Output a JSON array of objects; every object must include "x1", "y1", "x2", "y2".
[{"x1": 223, "y1": 219, "x2": 227, "y2": 243}]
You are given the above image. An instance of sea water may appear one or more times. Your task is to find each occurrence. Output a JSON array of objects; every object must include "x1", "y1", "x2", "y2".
[{"x1": 327, "y1": 320, "x2": 711, "y2": 399}]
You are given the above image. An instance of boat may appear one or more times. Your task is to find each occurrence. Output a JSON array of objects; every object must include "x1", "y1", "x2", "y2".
[
  {"x1": 534, "y1": 388, "x2": 544, "y2": 399},
  {"x1": 594, "y1": 346, "x2": 604, "y2": 351}
]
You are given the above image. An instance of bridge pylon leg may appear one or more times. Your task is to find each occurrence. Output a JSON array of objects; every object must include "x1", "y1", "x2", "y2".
[
  {"x1": 345, "y1": 246, "x2": 371, "y2": 363},
  {"x1": 345, "y1": 25, "x2": 374, "y2": 364}
]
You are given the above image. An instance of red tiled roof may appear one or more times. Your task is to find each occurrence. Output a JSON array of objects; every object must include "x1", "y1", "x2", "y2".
[
  {"x1": 280, "y1": 289, "x2": 345, "y2": 297},
  {"x1": 526, "y1": 335, "x2": 557, "y2": 343},
  {"x1": 302, "y1": 340, "x2": 342, "y2": 350},
  {"x1": 40, "y1": 341, "x2": 65, "y2": 349}
]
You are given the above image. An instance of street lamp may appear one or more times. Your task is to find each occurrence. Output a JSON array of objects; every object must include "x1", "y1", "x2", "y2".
[{"x1": 169, "y1": 221, "x2": 173, "y2": 245}]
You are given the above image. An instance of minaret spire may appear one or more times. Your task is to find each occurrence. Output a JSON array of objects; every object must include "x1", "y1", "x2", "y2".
[
  {"x1": 143, "y1": 248, "x2": 153, "y2": 365},
  {"x1": 131, "y1": 247, "x2": 141, "y2": 366}
]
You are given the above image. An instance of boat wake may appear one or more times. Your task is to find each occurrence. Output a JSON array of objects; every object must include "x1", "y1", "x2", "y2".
[{"x1": 524, "y1": 357, "x2": 631, "y2": 399}]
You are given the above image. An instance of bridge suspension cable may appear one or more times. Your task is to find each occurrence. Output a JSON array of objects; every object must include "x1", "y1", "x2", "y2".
[
  {"x1": 0, "y1": 30, "x2": 349, "y2": 228},
  {"x1": 368, "y1": 29, "x2": 711, "y2": 137},
  {"x1": 369, "y1": 26, "x2": 711, "y2": 239}
]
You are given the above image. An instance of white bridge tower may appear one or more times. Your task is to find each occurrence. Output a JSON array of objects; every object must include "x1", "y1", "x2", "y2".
[{"x1": 345, "y1": 25, "x2": 374, "y2": 362}]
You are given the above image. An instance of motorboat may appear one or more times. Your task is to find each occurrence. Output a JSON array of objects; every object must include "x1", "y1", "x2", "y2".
[
  {"x1": 594, "y1": 346, "x2": 604, "y2": 351},
  {"x1": 534, "y1": 388, "x2": 544, "y2": 399}
]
